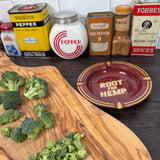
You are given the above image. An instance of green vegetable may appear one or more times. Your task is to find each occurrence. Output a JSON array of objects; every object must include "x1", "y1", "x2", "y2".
[
  {"x1": 24, "y1": 75, "x2": 48, "y2": 100},
  {"x1": 39, "y1": 112, "x2": 54, "y2": 129},
  {"x1": 33, "y1": 103, "x2": 47, "y2": 117},
  {"x1": 29, "y1": 132, "x2": 87, "y2": 160},
  {"x1": 0, "y1": 90, "x2": 22, "y2": 110},
  {"x1": 0, "y1": 90, "x2": 8, "y2": 104},
  {"x1": 20, "y1": 117, "x2": 42, "y2": 140},
  {"x1": 0, "y1": 109, "x2": 20, "y2": 125},
  {"x1": 11, "y1": 127, "x2": 26, "y2": 143},
  {"x1": 1, "y1": 125, "x2": 12, "y2": 137},
  {"x1": 0, "y1": 71, "x2": 25, "y2": 91},
  {"x1": 29, "y1": 153, "x2": 41, "y2": 160},
  {"x1": 46, "y1": 140, "x2": 56, "y2": 149}
]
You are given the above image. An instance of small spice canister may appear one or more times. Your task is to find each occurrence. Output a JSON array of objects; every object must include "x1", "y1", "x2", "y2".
[
  {"x1": 0, "y1": 22, "x2": 22, "y2": 56},
  {"x1": 49, "y1": 10, "x2": 88, "y2": 59},
  {"x1": 112, "y1": 5, "x2": 132, "y2": 56},
  {"x1": 87, "y1": 12, "x2": 113, "y2": 55}
]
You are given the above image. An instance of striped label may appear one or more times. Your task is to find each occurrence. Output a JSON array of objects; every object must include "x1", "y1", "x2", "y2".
[
  {"x1": 53, "y1": 30, "x2": 83, "y2": 59},
  {"x1": 12, "y1": 16, "x2": 50, "y2": 27}
]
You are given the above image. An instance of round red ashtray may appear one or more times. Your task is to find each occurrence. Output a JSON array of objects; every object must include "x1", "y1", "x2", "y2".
[{"x1": 77, "y1": 61, "x2": 152, "y2": 109}]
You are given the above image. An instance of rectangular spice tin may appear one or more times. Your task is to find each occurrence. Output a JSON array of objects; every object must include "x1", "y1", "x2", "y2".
[
  {"x1": 8, "y1": 3, "x2": 51, "y2": 57},
  {"x1": 87, "y1": 12, "x2": 113, "y2": 55},
  {"x1": 131, "y1": 3, "x2": 160, "y2": 56}
]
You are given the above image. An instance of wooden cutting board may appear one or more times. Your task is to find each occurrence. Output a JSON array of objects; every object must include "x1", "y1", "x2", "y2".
[{"x1": 0, "y1": 52, "x2": 152, "y2": 160}]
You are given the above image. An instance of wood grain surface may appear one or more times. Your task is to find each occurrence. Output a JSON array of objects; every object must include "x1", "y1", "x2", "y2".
[{"x1": 0, "y1": 52, "x2": 152, "y2": 160}]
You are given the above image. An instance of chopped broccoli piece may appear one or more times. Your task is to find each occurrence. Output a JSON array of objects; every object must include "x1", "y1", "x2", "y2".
[
  {"x1": 0, "y1": 71, "x2": 25, "y2": 91},
  {"x1": 39, "y1": 112, "x2": 54, "y2": 129},
  {"x1": 33, "y1": 103, "x2": 47, "y2": 117},
  {"x1": 11, "y1": 127, "x2": 26, "y2": 143},
  {"x1": 20, "y1": 117, "x2": 42, "y2": 140},
  {"x1": 46, "y1": 140, "x2": 56, "y2": 149},
  {"x1": 24, "y1": 75, "x2": 48, "y2": 100},
  {"x1": 1, "y1": 90, "x2": 22, "y2": 110},
  {"x1": 73, "y1": 133, "x2": 85, "y2": 149},
  {"x1": 0, "y1": 109, "x2": 20, "y2": 125},
  {"x1": 1, "y1": 125, "x2": 12, "y2": 137},
  {"x1": 68, "y1": 132, "x2": 75, "y2": 139},
  {"x1": 0, "y1": 90, "x2": 8, "y2": 104},
  {"x1": 29, "y1": 132, "x2": 87, "y2": 160},
  {"x1": 0, "y1": 116, "x2": 3, "y2": 125},
  {"x1": 76, "y1": 148, "x2": 87, "y2": 159},
  {"x1": 29, "y1": 153, "x2": 41, "y2": 160}
]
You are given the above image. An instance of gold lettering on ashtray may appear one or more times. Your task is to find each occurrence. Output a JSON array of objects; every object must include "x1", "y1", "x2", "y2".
[{"x1": 99, "y1": 80, "x2": 127, "y2": 98}]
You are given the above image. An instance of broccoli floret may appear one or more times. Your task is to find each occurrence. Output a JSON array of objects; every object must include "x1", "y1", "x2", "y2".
[
  {"x1": 0, "y1": 109, "x2": 20, "y2": 125},
  {"x1": 11, "y1": 127, "x2": 26, "y2": 143},
  {"x1": 65, "y1": 153, "x2": 78, "y2": 160},
  {"x1": 0, "y1": 116, "x2": 3, "y2": 125},
  {"x1": 1, "y1": 125, "x2": 12, "y2": 137},
  {"x1": 29, "y1": 153, "x2": 41, "y2": 160},
  {"x1": 39, "y1": 112, "x2": 54, "y2": 129},
  {"x1": 20, "y1": 117, "x2": 42, "y2": 140},
  {"x1": 0, "y1": 90, "x2": 8, "y2": 104},
  {"x1": 1, "y1": 90, "x2": 22, "y2": 110},
  {"x1": 33, "y1": 103, "x2": 47, "y2": 117},
  {"x1": 73, "y1": 133, "x2": 87, "y2": 159},
  {"x1": 76, "y1": 148, "x2": 87, "y2": 159},
  {"x1": 73, "y1": 133, "x2": 85, "y2": 149},
  {"x1": 29, "y1": 132, "x2": 87, "y2": 160},
  {"x1": 46, "y1": 140, "x2": 56, "y2": 149},
  {"x1": 24, "y1": 75, "x2": 48, "y2": 100},
  {"x1": 0, "y1": 71, "x2": 25, "y2": 91}
]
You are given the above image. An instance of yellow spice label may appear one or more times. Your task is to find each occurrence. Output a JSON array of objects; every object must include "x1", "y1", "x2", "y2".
[
  {"x1": 9, "y1": 7, "x2": 49, "y2": 22},
  {"x1": 13, "y1": 21, "x2": 51, "y2": 51}
]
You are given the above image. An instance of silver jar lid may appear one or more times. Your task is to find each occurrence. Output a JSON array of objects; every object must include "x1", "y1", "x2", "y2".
[{"x1": 54, "y1": 10, "x2": 78, "y2": 24}]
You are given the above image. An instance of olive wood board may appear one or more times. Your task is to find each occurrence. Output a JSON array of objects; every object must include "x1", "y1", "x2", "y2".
[{"x1": 0, "y1": 52, "x2": 151, "y2": 160}]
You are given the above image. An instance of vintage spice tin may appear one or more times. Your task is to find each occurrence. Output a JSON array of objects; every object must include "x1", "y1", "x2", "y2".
[
  {"x1": 8, "y1": 3, "x2": 51, "y2": 57},
  {"x1": 131, "y1": 3, "x2": 160, "y2": 56},
  {"x1": 87, "y1": 12, "x2": 113, "y2": 55}
]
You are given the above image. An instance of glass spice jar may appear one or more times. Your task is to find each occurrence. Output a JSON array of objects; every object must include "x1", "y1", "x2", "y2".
[
  {"x1": 112, "y1": 5, "x2": 131, "y2": 56},
  {"x1": 49, "y1": 10, "x2": 88, "y2": 59}
]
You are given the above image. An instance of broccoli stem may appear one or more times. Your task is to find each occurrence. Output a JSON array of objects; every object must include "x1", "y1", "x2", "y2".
[
  {"x1": 24, "y1": 87, "x2": 38, "y2": 100},
  {"x1": 4, "y1": 81, "x2": 19, "y2": 91}
]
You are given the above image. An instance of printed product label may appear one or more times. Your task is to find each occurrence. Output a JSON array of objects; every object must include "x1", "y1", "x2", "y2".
[
  {"x1": 23, "y1": 37, "x2": 38, "y2": 44},
  {"x1": 131, "y1": 3, "x2": 160, "y2": 55},
  {"x1": 133, "y1": 4, "x2": 160, "y2": 16},
  {"x1": 90, "y1": 23, "x2": 109, "y2": 30},
  {"x1": 6, "y1": 44, "x2": 19, "y2": 56},
  {"x1": 4, "y1": 35, "x2": 13, "y2": 41},
  {"x1": 53, "y1": 30, "x2": 83, "y2": 59},
  {"x1": 89, "y1": 22, "x2": 110, "y2": 53},
  {"x1": 115, "y1": 15, "x2": 130, "y2": 31},
  {"x1": 91, "y1": 42, "x2": 108, "y2": 52}
]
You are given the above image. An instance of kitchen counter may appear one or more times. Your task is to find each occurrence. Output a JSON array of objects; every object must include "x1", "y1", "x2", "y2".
[{"x1": 2, "y1": 50, "x2": 160, "y2": 160}]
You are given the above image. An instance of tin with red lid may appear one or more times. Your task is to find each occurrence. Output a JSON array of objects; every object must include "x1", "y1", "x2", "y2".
[{"x1": 1, "y1": 22, "x2": 22, "y2": 56}]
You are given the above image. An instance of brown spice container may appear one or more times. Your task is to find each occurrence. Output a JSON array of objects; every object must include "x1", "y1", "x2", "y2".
[
  {"x1": 87, "y1": 12, "x2": 113, "y2": 55},
  {"x1": 112, "y1": 5, "x2": 131, "y2": 56}
]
